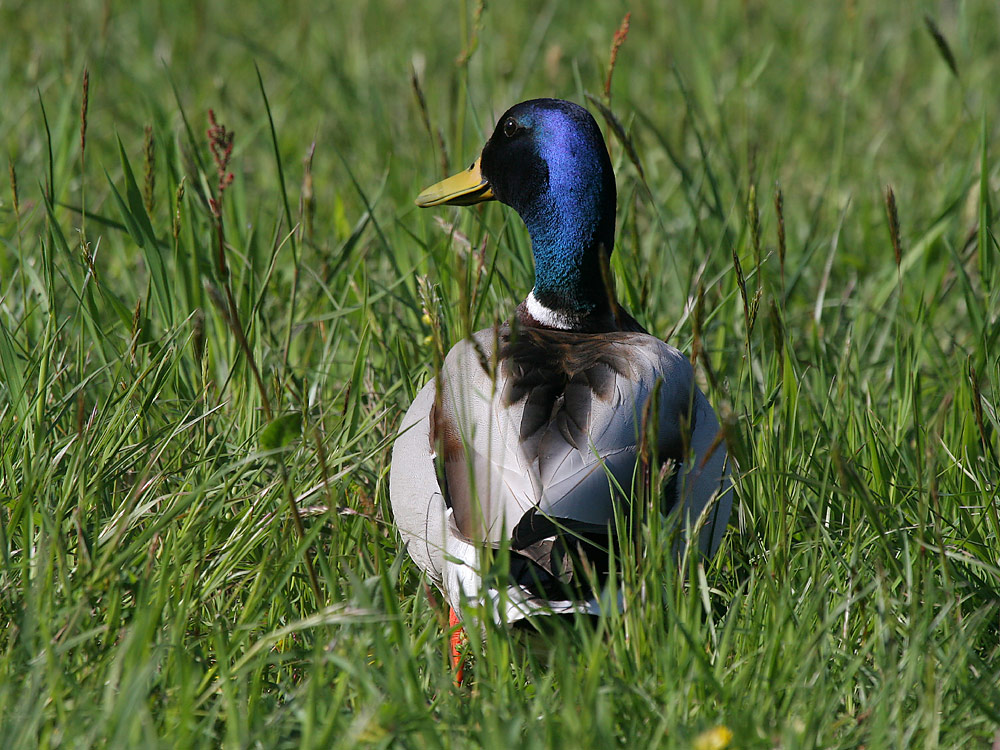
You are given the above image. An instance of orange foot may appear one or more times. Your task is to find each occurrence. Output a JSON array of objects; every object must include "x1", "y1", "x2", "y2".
[{"x1": 448, "y1": 607, "x2": 467, "y2": 685}]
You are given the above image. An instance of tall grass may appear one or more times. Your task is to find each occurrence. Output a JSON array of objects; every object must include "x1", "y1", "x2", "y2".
[{"x1": 1, "y1": 1, "x2": 998, "y2": 747}]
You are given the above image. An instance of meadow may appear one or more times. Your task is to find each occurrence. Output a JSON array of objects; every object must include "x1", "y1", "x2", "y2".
[{"x1": 1, "y1": 0, "x2": 999, "y2": 746}]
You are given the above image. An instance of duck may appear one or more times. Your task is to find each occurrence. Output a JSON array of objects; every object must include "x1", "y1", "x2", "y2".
[{"x1": 390, "y1": 98, "x2": 731, "y2": 675}]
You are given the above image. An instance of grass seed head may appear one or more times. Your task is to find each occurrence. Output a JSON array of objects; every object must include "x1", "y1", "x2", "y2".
[
  {"x1": 300, "y1": 142, "x2": 316, "y2": 243},
  {"x1": 207, "y1": 109, "x2": 235, "y2": 217},
  {"x1": 774, "y1": 184, "x2": 785, "y2": 282},
  {"x1": 924, "y1": 15, "x2": 960, "y2": 79},
  {"x1": 885, "y1": 184, "x2": 902, "y2": 267},
  {"x1": 8, "y1": 159, "x2": 18, "y2": 215},
  {"x1": 80, "y1": 67, "x2": 89, "y2": 158},
  {"x1": 604, "y1": 11, "x2": 631, "y2": 101},
  {"x1": 747, "y1": 183, "x2": 761, "y2": 273},
  {"x1": 191, "y1": 307, "x2": 205, "y2": 364},
  {"x1": 143, "y1": 125, "x2": 155, "y2": 214}
]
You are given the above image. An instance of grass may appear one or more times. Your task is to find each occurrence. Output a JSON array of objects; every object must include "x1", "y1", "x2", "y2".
[{"x1": 1, "y1": 0, "x2": 999, "y2": 747}]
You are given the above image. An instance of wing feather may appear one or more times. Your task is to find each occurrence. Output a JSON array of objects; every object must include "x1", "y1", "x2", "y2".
[{"x1": 390, "y1": 322, "x2": 732, "y2": 614}]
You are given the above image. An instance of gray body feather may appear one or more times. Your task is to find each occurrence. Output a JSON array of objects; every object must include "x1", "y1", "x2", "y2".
[{"x1": 389, "y1": 323, "x2": 731, "y2": 623}]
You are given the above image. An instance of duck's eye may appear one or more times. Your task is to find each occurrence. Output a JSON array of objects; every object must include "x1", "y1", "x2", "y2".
[{"x1": 502, "y1": 117, "x2": 519, "y2": 138}]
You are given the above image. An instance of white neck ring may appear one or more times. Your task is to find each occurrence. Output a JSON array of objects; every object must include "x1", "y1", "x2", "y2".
[{"x1": 525, "y1": 290, "x2": 578, "y2": 330}]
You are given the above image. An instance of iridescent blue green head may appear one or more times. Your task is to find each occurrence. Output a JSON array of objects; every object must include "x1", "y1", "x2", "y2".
[{"x1": 417, "y1": 99, "x2": 618, "y2": 328}]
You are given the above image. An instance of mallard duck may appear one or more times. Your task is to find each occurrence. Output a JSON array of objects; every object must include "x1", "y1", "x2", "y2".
[{"x1": 390, "y1": 98, "x2": 731, "y2": 663}]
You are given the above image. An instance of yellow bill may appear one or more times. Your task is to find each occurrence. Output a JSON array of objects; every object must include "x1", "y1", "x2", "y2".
[{"x1": 415, "y1": 156, "x2": 495, "y2": 207}]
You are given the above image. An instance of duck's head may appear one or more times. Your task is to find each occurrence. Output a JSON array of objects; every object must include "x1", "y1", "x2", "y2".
[{"x1": 416, "y1": 99, "x2": 618, "y2": 329}]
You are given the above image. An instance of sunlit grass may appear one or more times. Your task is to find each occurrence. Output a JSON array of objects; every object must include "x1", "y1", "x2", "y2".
[{"x1": 1, "y1": 1, "x2": 998, "y2": 747}]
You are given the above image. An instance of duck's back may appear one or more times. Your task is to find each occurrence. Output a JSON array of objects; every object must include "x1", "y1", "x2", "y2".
[{"x1": 389, "y1": 322, "x2": 730, "y2": 618}]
